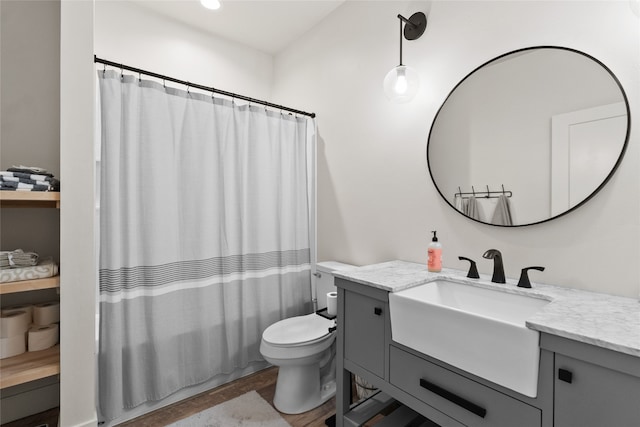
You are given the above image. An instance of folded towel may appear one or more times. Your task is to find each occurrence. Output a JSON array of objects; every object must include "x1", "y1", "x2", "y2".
[
  {"x1": 0, "y1": 176, "x2": 51, "y2": 186},
  {"x1": 0, "y1": 252, "x2": 9, "y2": 269},
  {"x1": 454, "y1": 195, "x2": 464, "y2": 212},
  {"x1": 8, "y1": 249, "x2": 39, "y2": 267},
  {"x1": 0, "y1": 171, "x2": 54, "y2": 182},
  {"x1": 7, "y1": 165, "x2": 54, "y2": 177},
  {"x1": 0, "y1": 182, "x2": 50, "y2": 191},
  {"x1": 0, "y1": 171, "x2": 59, "y2": 191},
  {"x1": 0, "y1": 258, "x2": 58, "y2": 283},
  {"x1": 491, "y1": 195, "x2": 513, "y2": 226}
]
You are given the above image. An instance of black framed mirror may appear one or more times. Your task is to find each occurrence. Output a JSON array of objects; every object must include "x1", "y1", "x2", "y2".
[{"x1": 427, "y1": 46, "x2": 630, "y2": 227}]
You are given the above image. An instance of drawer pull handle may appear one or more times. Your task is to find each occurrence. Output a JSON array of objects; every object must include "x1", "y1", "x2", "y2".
[
  {"x1": 558, "y1": 368, "x2": 573, "y2": 384},
  {"x1": 374, "y1": 307, "x2": 382, "y2": 316},
  {"x1": 419, "y1": 378, "x2": 487, "y2": 418}
]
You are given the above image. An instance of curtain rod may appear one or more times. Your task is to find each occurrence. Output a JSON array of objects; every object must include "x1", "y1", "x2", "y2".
[{"x1": 94, "y1": 55, "x2": 316, "y2": 119}]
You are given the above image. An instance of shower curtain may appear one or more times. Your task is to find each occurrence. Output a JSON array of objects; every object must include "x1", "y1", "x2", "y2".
[{"x1": 97, "y1": 70, "x2": 313, "y2": 421}]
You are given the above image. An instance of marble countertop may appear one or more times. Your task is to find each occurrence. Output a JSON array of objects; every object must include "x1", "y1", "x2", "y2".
[{"x1": 334, "y1": 260, "x2": 640, "y2": 358}]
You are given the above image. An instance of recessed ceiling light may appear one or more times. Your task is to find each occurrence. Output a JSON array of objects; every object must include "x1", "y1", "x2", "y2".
[{"x1": 200, "y1": 0, "x2": 221, "y2": 11}]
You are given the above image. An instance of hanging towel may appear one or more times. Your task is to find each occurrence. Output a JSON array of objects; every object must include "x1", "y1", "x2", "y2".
[
  {"x1": 464, "y1": 196, "x2": 482, "y2": 221},
  {"x1": 454, "y1": 195, "x2": 464, "y2": 212},
  {"x1": 491, "y1": 194, "x2": 513, "y2": 226}
]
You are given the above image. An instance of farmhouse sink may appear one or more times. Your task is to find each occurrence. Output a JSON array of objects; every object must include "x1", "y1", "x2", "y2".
[{"x1": 388, "y1": 280, "x2": 550, "y2": 397}]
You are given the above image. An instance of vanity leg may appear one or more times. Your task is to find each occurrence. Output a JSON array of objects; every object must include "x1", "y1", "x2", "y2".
[{"x1": 335, "y1": 287, "x2": 351, "y2": 427}]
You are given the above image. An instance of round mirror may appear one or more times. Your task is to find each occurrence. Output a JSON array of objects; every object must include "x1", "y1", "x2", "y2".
[{"x1": 427, "y1": 46, "x2": 630, "y2": 227}]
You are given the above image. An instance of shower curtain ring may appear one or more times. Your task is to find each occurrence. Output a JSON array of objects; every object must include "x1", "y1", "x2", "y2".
[
  {"x1": 186, "y1": 82, "x2": 190, "y2": 94},
  {"x1": 163, "y1": 79, "x2": 166, "y2": 89},
  {"x1": 102, "y1": 63, "x2": 106, "y2": 77},
  {"x1": 138, "y1": 72, "x2": 141, "y2": 83},
  {"x1": 120, "y1": 64, "x2": 123, "y2": 80}
]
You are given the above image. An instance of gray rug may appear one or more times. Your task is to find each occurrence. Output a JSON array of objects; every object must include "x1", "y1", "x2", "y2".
[{"x1": 166, "y1": 390, "x2": 291, "y2": 427}]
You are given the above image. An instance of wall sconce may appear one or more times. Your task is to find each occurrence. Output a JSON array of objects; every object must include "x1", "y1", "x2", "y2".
[{"x1": 383, "y1": 12, "x2": 427, "y2": 103}]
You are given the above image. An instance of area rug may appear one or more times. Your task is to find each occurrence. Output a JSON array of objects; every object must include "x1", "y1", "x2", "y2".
[{"x1": 166, "y1": 390, "x2": 291, "y2": 427}]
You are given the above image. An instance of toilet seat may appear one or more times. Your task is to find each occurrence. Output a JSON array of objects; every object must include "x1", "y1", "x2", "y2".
[{"x1": 263, "y1": 313, "x2": 333, "y2": 347}]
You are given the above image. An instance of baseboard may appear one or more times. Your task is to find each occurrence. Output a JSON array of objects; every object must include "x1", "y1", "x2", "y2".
[{"x1": 63, "y1": 417, "x2": 99, "y2": 427}]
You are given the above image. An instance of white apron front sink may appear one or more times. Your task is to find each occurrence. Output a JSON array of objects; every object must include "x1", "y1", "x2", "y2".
[{"x1": 389, "y1": 280, "x2": 550, "y2": 397}]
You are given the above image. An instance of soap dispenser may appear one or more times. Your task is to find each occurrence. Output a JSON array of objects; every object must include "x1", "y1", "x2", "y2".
[{"x1": 428, "y1": 231, "x2": 442, "y2": 272}]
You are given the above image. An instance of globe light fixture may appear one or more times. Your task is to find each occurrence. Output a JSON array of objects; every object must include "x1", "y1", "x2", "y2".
[
  {"x1": 200, "y1": 0, "x2": 221, "y2": 11},
  {"x1": 384, "y1": 12, "x2": 427, "y2": 103}
]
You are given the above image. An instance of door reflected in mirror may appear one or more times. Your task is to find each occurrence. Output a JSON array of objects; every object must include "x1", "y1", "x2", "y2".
[{"x1": 427, "y1": 46, "x2": 629, "y2": 227}]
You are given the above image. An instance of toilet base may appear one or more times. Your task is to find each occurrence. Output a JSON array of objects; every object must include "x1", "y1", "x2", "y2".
[{"x1": 273, "y1": 363, "x2": 336, "y2": 414}]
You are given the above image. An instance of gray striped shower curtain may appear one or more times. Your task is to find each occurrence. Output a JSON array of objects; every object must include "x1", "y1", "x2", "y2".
[{"x1": 97, "y1": 70, "x2": 313, "y2": 422}]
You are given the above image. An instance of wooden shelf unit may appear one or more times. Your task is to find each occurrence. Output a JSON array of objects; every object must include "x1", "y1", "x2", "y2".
[
  {"x1": 0, "y1": 275, "x2": 60, "y2": 295},
  {"x1": 0, "y1": 191, "x2": 60, "y2": 208},
  {"x1": 0, "y1": 190, "x2": 61, "y2": 394},
  {"x1": 0, "y1": 345, "x2": 60, "y2": 389}
]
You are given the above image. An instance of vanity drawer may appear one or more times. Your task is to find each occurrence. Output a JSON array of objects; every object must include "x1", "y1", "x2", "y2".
[{"x1": 389, "y1": 346, "x2": 541, "y2": 427}]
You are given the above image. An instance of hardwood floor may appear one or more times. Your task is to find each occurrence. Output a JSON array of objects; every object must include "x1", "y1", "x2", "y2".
[
  {"x1": 118, "y1": 366, "x2": 337, "y2": 427},
  {"x1": 3, "y1": 367, "x2": 386, "y2": 427}
]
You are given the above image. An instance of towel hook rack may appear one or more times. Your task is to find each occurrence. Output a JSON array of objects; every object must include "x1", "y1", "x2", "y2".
[{"x1": 454, "y1": 185, "x2": 513, "y2": 200}]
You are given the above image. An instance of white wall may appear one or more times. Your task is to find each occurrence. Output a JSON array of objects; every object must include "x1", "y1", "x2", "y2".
[
  {"x1": 60, "y1": 2, "x2": 97, "y2": 426},
  {"x1": 0, "y1": 0, "x2": 60, "y2": 277},
  {"x1": 0, "y1": 1, "x2": 61, "y2": 423},
  {"x1": 273, "y1": 0, "x2": 640, "y2": 298},
  {"x1": 95, "y1": 1, "x2": 273, "y2": 100}
]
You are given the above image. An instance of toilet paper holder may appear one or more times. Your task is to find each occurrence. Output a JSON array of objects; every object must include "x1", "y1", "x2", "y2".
[{"x1": 315, "y1": 307, "x2": 336, "y2": 320}]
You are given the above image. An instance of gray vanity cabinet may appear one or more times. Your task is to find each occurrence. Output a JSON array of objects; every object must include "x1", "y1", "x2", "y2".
[
  {"x1": 336, "y1": 278, "x2": 639, "y2": 427},
  {"x1": 344, "y1": 289, "x2": 386, "y2": 378},
  {"x1": 542, "y1": 334, "x2": 640, "y2": 427}
]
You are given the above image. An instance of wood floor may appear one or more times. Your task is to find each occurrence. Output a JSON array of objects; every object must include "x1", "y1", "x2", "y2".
[
  {"x1": 119, "y1": 366, "x2": 337, "y2": 427},
  {"x1": 3, "y1": 367, "x2": 386, "y2": 427}
]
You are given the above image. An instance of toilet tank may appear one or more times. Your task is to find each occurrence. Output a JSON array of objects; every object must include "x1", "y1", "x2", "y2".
[{"x1": 316, "y1": 261, "x2": 355, "y2": 310}]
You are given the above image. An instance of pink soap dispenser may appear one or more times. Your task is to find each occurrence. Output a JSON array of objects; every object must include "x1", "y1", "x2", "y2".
[{"x1": 428, "y1": 230, "x2": 442, "y2": 272}]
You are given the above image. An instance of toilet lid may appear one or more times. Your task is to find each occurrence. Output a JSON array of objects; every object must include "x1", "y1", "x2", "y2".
[{"x1": 263, "y1": 313, "x2": 332, "y2": 346}]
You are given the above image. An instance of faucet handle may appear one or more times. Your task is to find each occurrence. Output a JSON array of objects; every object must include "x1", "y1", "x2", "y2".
[
  {"x1": 458, "y1": 256, "x2": 480, "y2": 279},
  {"x1": 517, "y1": 266, "x2": 545, "y2": 288}
]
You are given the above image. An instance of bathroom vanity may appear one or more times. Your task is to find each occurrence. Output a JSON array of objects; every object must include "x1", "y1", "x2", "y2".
[{"x1": 334, "y1": 261, "x2": 640, "y2": 427}]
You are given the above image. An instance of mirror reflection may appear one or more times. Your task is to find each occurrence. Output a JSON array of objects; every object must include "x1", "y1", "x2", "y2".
[{"x1": 427, "y1": 47, "x2": 629, "y2": 226}]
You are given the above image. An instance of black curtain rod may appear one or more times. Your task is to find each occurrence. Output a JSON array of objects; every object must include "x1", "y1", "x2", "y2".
[{"x1": 94, "y1": 55, "x2": 316, "y2": 119}]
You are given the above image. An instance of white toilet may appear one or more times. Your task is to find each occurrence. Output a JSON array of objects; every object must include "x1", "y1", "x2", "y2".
[{"x1": 259, "y1": 261, "x2": 354, "y2": 414}]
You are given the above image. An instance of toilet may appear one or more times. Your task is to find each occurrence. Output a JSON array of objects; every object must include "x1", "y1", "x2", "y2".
[{"x1": 260, "y1": 261, "x2": 354, "y2": 414}]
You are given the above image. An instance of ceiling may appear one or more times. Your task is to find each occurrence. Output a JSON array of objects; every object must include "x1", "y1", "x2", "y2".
[{"x1": 129, "y1": 0, "x2": 347, "y2": 55}]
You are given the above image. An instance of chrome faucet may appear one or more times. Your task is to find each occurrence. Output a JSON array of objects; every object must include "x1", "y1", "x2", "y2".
[{"x1": 482, "y1": 249, "x2": 505, "y2": 284}]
